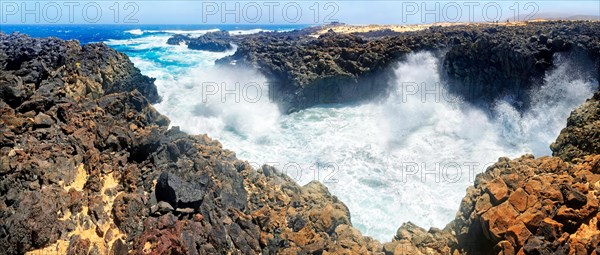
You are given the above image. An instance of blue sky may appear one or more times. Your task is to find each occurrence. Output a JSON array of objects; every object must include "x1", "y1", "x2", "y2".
[{"x1": 1, "y1": 1, "x2": 599, "y2": 24}]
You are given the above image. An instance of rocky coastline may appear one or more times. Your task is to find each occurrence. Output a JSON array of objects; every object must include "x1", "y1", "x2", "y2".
[
  {"x1": 0, "y1": 32, "x2": 380, "y2": 255},
  {"x1": 1, "y1": 20, "x2": 600, "y2": 255},
  {"x1": 214, "y1": 21, "x2": 600, "y2": 112},
  {"x1": 167, "y1": 31, "x2": 235, "y2": 52}
]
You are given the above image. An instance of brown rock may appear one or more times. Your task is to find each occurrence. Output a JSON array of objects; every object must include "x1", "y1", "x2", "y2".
[
  {"x1": 524, "y1": 179, "x2": 543, "y2": 196},
  {"x1": 508, "y1": 188, "x2": 528, "y2": 213},
  {"x1": 66, "y1": 235, "x2": 92, "y2": 255},
  {"x1": 495, "y1": 240, "x2": 515, "y2": 255},
  {"x1": 570, "y1": 242, "x2": 588, "y2": 255},
  {"x1": 517, "y1": 208, "x2": 545, "y2": 231},
  {"x1": 332, "y1": 225, "x2": 375, "y2": 254},
  {"x1": 506, "y1": 221, "x2": 532, "y2": 247},
  {"x1": 393, "y1": 239, "x2": 422, "y2": 255},
  {"x1": 475, "y1": 193, "x2": 492, "y2": 213},
  {"x1": 556, "y1": 206, "x2": 579, "y2": 223},
  {"x1": 383, "y1": 241, "x2": 399, "y2": 255},
  {"x1": 538, "y1": 218, "x2": 563, "y2": 241},
  {"x1": 394, "y1": 222, "x2": 428, "y2": 244},
  {"x1": 540, "y1": 186, "x2": 563, "y2": 203},
  {"x1": 486, "y1": 178, "x2": 509, "y2": 205},
  {"x1": 481, "y1": 201, "x2": 519, "y2": 241}
]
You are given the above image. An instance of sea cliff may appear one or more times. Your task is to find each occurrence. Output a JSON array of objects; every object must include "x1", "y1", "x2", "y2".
[{"x1": 215, "y1": 21, "x2": 600, "y2": 112}]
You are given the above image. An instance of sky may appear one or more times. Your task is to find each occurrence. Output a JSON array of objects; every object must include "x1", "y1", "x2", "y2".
[{"x1": 1, "y1": 0, "x2": 599, "y2": 25}]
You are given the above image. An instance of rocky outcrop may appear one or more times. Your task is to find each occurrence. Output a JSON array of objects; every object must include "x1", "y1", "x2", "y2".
[
  {"x1": 166, "y1": 31, "x2": 234, "y2": 52},
  {"x1": 0, "y1": 33, "x2": 378, "y2": 254},
  {"x1": 217, "y1": 21, "x2": 600, "y2": 112},
  {"x1": 380, "y1": 155, "x2": 600, "y2": 255},
  {"x1": 165, "y1": 34, "x2": 190, "y2": 45},
  {"x1": 0, "y1": 33, "x2": 160, "y2": 105},
  {"x1": 551, "y1": 91, "x2": 600, "y2": 162},
  {"x1": 244, "y1": 168, "x2": 381, "y2": 254},
  {"x1": 442, "y1": 22, "x2": 600, "y2": 109},
  {"x1": 449, "y1": 155, "x2": 600, "y2": 254},
  {"x1": 188, "y1": 30, "x2": 233, "y2": 52},
  {"x1": 217, "y1": 30, "x2": 413, "y2": 112},
  {"x1": 382, "y1": 222, "x2": 456, "y2": 255}
]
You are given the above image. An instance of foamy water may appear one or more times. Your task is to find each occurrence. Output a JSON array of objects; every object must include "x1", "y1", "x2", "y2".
[{"x1": 107, "y1": 32, "x2": 598, "y2": 241}]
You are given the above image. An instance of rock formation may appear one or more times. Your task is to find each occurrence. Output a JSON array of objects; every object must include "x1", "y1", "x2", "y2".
[
  {"x1": 217, "y1": 21, "x2": 600, "y2": 112},
  {"x1": 2, "y1": 21, "x2": 600, "y2": 255},
  {"x1": 165, "y1": 34, "x2": 190, "y2": 46},
  {"x1": 166, "y1": 31, "x2": 234, "y2": 52},
  {"x1": 552, "y1": 91, "x2": 600, "y2": 162}
]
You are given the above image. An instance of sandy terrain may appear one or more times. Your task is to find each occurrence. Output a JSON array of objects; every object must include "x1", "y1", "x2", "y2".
[{"x1": 311, "y1": 20, "x2": 543, "y2": 36}]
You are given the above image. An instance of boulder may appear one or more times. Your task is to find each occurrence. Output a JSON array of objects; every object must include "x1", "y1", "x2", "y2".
[{"x1": 155, "y1": 171, "x2": 207, "y2": 211}]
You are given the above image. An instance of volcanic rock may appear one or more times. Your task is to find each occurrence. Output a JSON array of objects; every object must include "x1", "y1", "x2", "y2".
[
  {"x1": 187, "y1": 30, "x2": 233, "y2": 52},
  {"x1": 155, "y1": 171, "x2": 207, "y2": 211},
  {"x1": 217, "y1": 21, "x2": 600, "y2": 112},
  {"x1": 450, "y1": 155, "x2": 600, "y2": 254},
  {"x1": 0, "y1": 32, "x2": 381, "y2": 254},
  {"x1": 3, "y1": 21, "x2": 600, "y2": 254},
  {"x1": 166, "y1": 34, "x2": 191, "y2": 45},
  {"x1": 552, "y1": 91, "x2": 600, "y2": 161}
]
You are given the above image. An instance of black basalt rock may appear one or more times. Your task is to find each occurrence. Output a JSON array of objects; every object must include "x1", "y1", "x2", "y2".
[
  {"x1": 155, "y1": 171, "x2": 207, "y2": 211},
  {"x1": 216, "y1": 21, "x2": 600, "y2": 113},
  {"x1": 166, "y1": 34, "x2": 191, "y2": 45},
  {"x1": 188, "y1": 30, "x2": 233, "y2": 52}
]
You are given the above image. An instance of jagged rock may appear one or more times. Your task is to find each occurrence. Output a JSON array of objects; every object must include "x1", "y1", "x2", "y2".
[
  {"x1": 451, "y1": 155, "x2": 600, "y2": 254},
  {"x1": 217, "y1": 21, "x2": 600, "y2": 112},
  {"x1": 485, "y1": 178, "x2": 509, "y2": 205},
  {"x1": 155, "y1": 171, "x2": 207, "y2": 211},
  {"x1": 394, "y1": 222, "x2": 429, "y2": 244},
  {"x1": 187, "y1": 31, "x2": 233, "y2": 52},
  {"x1": 166, "y1": 34, "x2": 191, "y2": 45},
  {"x1": 552, "y1": 91, "x2": 600, "y2": 161},
  {"x1": 383, "y1": 221, "x2": 456, "y2": 254},
  {"x1": 508, "y1": 188, "x2": 528, "y2": 213},
  {"x1": 33, "y1": 112, "x2": 54, "y2": 127},
  {"x1": 538, "y1": 217, "x2": 563, "y2": 241}
]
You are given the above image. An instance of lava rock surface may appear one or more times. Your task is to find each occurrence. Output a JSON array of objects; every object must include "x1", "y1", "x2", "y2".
[{"x1": 216, "y1": 21, "x2": 600, "y2": 112}]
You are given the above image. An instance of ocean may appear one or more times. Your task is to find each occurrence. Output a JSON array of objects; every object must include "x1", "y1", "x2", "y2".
[{"x1": 2, "y1": 24, "x2": 597, "y2": 241}]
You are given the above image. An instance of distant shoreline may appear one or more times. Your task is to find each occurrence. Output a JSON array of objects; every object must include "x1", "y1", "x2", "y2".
[{"x1": 311, "y1": 19, "x2": 600, "y2": 36}]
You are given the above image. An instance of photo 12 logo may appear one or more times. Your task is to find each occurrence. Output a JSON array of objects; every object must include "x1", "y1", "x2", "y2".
[
  {"x1": 249, "y1": 161, "x2": 339, "y2": 184},
  {"x1": 399, "y1": 1, "x2": 540, "y2": 23},
  {"x1": 1, "y1": 1, "x2": 139, "y2": 23},
  {"x1": 200, "y1": 1, "x2": 339, "y2": 24}
]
